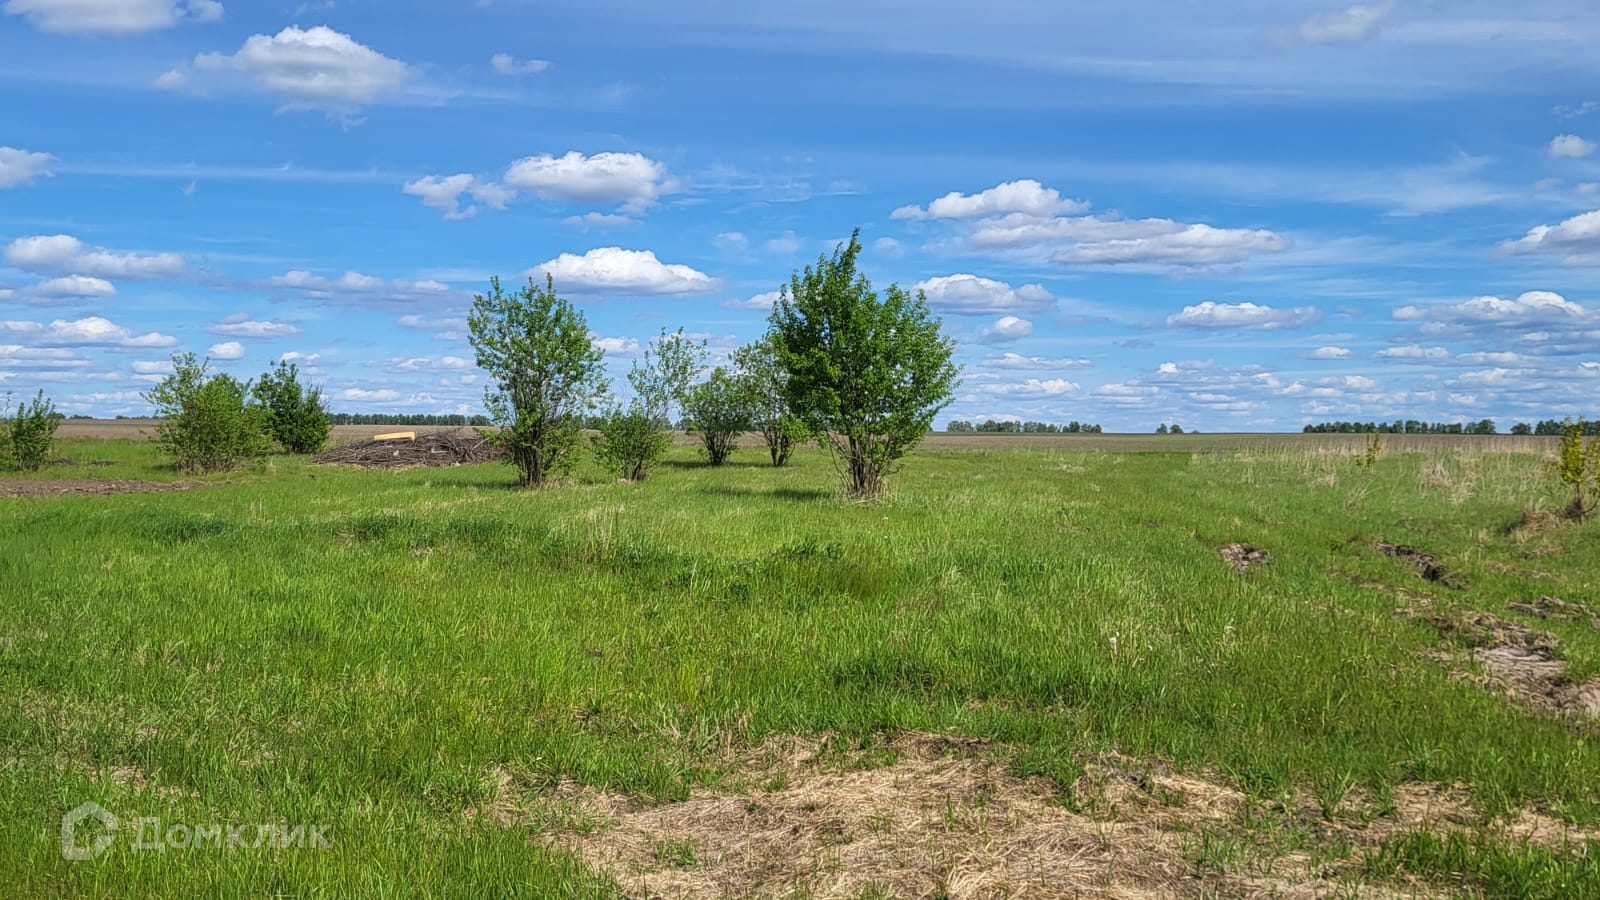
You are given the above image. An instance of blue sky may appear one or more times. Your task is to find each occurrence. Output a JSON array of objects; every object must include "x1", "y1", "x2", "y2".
[{"x1": 2, "y1": 0, "x2": 1599, "y2": 431}]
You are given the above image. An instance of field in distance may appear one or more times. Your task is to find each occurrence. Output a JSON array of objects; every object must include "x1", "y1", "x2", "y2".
[
  {"x1": 53, "y1": 417, "x2": 1560, "y2": 453},
  {"x1": 2, "y1": 435, "x2": 1596, "y2": 896}
]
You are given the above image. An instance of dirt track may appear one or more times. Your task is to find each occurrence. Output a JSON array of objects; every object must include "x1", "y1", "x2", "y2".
[{"x1": 0, "y1": 479, "x2": 215, "y2": 497}]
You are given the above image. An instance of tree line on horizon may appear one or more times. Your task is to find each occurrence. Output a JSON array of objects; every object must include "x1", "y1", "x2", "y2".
[{"x1": 1302, "y1": 419, "x2": 1600, "y2": 436}]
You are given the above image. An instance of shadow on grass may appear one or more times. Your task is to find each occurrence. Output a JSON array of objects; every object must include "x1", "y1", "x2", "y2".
[{"x1": 700, "y1": 484, "x2": 834, "y2": 502}]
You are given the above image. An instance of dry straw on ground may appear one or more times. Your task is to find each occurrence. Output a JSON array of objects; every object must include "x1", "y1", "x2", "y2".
[{"x1": 465, "y1": 732, "x2": 1594, "y2": 898}]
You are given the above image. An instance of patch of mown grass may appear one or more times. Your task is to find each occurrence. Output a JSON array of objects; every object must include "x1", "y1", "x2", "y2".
[
  {"x1": 1365, "y1": 831, "x2": 1600, "y2": 899},
  {"x1": 1, "y1": 441, "x2": 1598, "y2": 893}
]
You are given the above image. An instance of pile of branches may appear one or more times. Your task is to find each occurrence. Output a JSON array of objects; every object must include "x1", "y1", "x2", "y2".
[{"x1": 309, "y1": 429, "x2": 502, "y2": 468}]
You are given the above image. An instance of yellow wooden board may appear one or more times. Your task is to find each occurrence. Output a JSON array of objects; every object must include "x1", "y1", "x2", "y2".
[{"x1": 373, "y1": 431, "x2": 416, "y2": 442}]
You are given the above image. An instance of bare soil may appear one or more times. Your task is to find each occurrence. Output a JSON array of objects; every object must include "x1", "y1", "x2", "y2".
[
  {"x1": 1399, "y1": 606, "x2": 1600, "y2": 719},
  {"x1": 1219, "y1": 543, "x2": 1269, "y2": 573},
  {"x1": 1373, "y1": 541, "x2": 1465, "y2": 589},
  {"x1": 0, "y1": 479, "x2": 215, "y2": 497}
]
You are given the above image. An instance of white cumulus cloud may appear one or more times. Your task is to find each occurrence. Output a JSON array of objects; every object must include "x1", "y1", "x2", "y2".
[
  {"x1": 0, "y1": 315, "x2": 176, "y2": 347},
  {"x1": 1550, "y1": 135, "x2": 1597, "y2": 159},
  {"x1": 1165, "y1": 301, "x2": 1321, "y2": 330},
  {"x1": 402, "y1": 174, "x2": 514, "y2": 220},
  {"x1": 503, "y1": 151, "x2": 671, "y2": 215},
  {"x1": 178, "y1": 26, "x2": 410, "y2": 116},
  {"x1": 723, "y1": 290, "x2": 782, "y2": 311},
  {"x1": 207, "y1": 340, "x2": 246, "y2": 360},
  {"x1": 911, "y1": 274, "x2": 1057, "y2": 315},
  {"x1": 32, "y1": 275, "x2": 116, "y2": 298},
  {"x1": 0, "y1": 147, "x2": 54, "y2": 188},
  {"x1": 529, "y1": 247, "x2": 715, "y2": 295},
  {"x1": 1302, "y1": 346, "x2": 1352, "y2": 359},
  {"x1": 1377, "y1": 344, "x2": 1450, "y2": 360},
  {"x1": 973, "y1": 377, "x2": 1078, "y2": 397},
  {"x1": 1502, "y1": 211, "x2": 1600, "y2": 264},
  {"x1": 209, "y1": 315, "x2": 300, "y2": 338},
  {"x1": 978, "y1": 315, "x2": 1034, "y2": 344},
  {"x1": 265, "y1": 270, "x2": 458, "y2": 307},
  {"x1": 892, "y1": 179, "x2": 1088, "y2": 220},
  {"x1": 3, "y1": 0, "x2": 221, "y2": 34},
  {"x1": 4, "y1": 234, "x2": 184, "y2": 279}
]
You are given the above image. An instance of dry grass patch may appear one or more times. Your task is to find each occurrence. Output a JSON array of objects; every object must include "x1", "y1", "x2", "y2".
[{"x1": 461, "y1": 732, "x2": 1600, "y2": 898}]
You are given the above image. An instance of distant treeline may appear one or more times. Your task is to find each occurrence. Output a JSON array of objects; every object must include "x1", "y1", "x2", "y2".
[
  {"x1": 946, "y1": 419, "x2": 1103, "y2": 434},
  {"x1": 1301, "y1": 419, "x2": 1600, "y2": 436},
  {"x1": 328, "y1": 413, "x2": 492, "y2": 426}
]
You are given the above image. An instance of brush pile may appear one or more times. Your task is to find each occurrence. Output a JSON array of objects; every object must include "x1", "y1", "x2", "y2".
[{"x1": 310, "y1": 429, "x2": 502, "y2": 468}]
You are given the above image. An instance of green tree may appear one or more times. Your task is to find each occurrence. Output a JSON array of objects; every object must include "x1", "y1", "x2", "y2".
[
  {"x1": 1, "y1": 390, "x2": 61, "y2": 471},
  {"x1": 633, "y1": 327, "x2": 707, "y2": 426},
  {"x1": 683, "y1": 367, "x2": 752, "y2": 466},
  {"x1": 594, "y1": 328, "x2": 708, "y2": 482},
  {"x1": 769, "y1": 228, "x2": 959, "y2": 497},
  {"x1": 144, "y1": 354, "x2": 273, "y2": 474},
  {"x1": 731, "y1": 336, "x2": 805, "y2": 466},
  {"x1": 469, "y1": 275, "x2": 609, "y2": 487},
  {"x1": 252, "y1": 360, "x2": 331, "y2": 454}
]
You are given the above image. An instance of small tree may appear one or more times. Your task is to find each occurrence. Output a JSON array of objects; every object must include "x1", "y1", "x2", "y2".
[
  {"x1": 1555, "y1": 418, "x2": 1600, "y2": 519},
  {"x1": 252, "y1": 360, "x2": 331, "y2": 454},
  {"x1": 634, "y1": 327, "x2": 708, "y2": 425},
  {"x1": 1, "y1": 390, "x2": 61, "y2": 471},
  {"x1": 731, "y1": 337, "x2": 806, "y2": 466},
  {"x1": 144, "y1": 354, "x2": 273, "y2": 473},
  {"x1": 10, "y1": 390, "x2": 60, "y2": 471},
  {"x1": 469, "y1": 276, "x2": 608, "y2": 487},
  {"x1": 593, "y1": 328, "x2": 707, "y2": 482},
  {"x1": 683, "y1": 368, "x2": 751, "y2": 465},
  {"x1": 592, "y1": 402, "x2": 672, "y2": 481},
  {"x1": 769, "y1": 229, "x2": 959, "y2": 497}
]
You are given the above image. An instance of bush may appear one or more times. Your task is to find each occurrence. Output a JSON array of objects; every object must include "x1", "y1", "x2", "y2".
[
  {"x1": 144, "y1": 353, "x2": 273, "y2": 474},
  {"x1": 468, "y1": 276, "x2": 608, "y2": 487},
  {"x1": 731, "y1": 337, "x2": 804, "y2": 466},
  {"x1": 1555, "y1": 418, "x2": 1600, "y2": 519},
  {"x1": 768, "y1": 229, "x2": 959, "y2": 497},
  {"x1": 593, "y1": 328, "x2": 707, "y2": 483},
  {"x1": 683, "y1": 367, "x2": 751, "y2": 466},
  {"x1": 592, "y1": 404, "x2": 672, "y2": 481},
  {"x1": 1, "y1": 390, "x2": 61, "y2": 471},
  {"x1": 252, "y1": 360, "x2": 331, "y2": 454}
]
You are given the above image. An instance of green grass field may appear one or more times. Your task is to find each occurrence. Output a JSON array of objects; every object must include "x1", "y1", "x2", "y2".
[{"x1": 3, "y1": 436, "x2": 1598, "y2": 897}]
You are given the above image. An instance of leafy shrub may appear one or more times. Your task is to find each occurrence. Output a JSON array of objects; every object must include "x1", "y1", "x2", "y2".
[
  {"x1": 592, "y1": 403, "x2": 672, "y2": 481},
  {"x1": 1555, "y1": 418, "x2": 1600, "y2": 519},
  {"x1": 143, "y1": 353, "x2": 273, "y2": 474},
  {"x1": 1, "y1": 390, "x2": 62, "y2": 471},
  {"x1": 731, "y1": 337, "x2": 804, "y2": 466},
  {"x1": 683, "y1": 367, "x2": 751, "y2": 465},
  {"x1": 252, "y1": 360, "x2": 331, "y2": 454}
]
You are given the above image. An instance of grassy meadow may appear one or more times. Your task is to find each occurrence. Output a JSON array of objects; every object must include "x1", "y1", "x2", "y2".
[{"x1": 3, "y1": 434, "x2": 1599, "y2": 896}]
